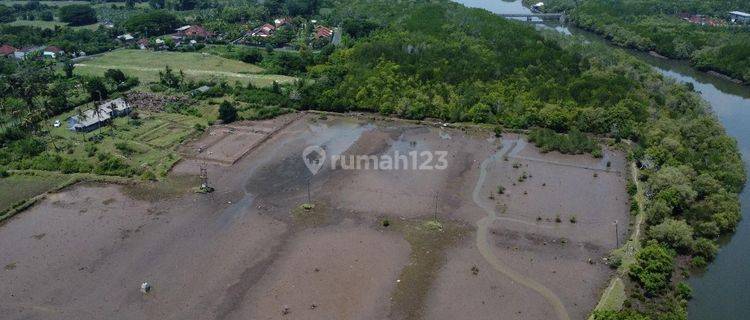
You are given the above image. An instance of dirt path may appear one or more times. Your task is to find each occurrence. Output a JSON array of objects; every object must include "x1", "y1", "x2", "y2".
[{"x1": 473, "y1": 139, "x2": 571, "y2": 320}]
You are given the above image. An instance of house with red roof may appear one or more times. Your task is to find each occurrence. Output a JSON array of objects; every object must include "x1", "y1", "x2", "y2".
[
  {"x1": 249, "y1": 23, "x2": 276, "y2": 38},
  {"x1": 175, "y1": 25, "x2": 214, "y2": 39},
  {"x1": 43, "y1": 46, "x2": 64, "y2": 58},
  {"x1": 0, "y1": 44, "x2": 17, "y2": 57},
  {"x1": 314, "y1": 26, "x2": 333, "y2": 39}
]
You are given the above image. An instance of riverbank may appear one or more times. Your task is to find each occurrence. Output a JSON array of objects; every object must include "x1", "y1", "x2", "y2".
[{"x1": 453, "y1": 0, "x2": 750, "y2": 319}]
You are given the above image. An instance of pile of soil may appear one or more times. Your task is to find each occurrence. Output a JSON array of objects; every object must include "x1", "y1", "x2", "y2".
[{"x1": 125, "y1": 91, "x2": 190, "y2": 112}]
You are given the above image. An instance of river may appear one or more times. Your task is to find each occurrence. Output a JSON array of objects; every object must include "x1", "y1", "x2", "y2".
[{"x1": 453, "y1": 0, "x2": 750, "y2": 319}]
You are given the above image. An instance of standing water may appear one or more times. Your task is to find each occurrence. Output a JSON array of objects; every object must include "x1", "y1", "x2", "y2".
[{"x1": 453, "y1": 0, "x2": 750, "y2": 319}]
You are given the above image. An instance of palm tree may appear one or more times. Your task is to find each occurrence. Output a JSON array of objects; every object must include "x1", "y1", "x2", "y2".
[{"x1": 76, "y1": 107, "x2": 88, "y2": 142}]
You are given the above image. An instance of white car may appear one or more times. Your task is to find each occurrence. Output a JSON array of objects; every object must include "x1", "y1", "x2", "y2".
[{"x1": 53, "y1": 120, "x2": 61, "y2": 127}]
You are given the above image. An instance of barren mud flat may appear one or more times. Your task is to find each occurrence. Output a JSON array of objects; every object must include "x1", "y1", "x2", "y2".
[{"x1": 0, "y1": 114, "x2": 630, "y2": 320}]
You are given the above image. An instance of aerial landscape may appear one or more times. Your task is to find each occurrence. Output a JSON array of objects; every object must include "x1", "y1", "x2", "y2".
[{"x1": 0, "y1": 0, "x2": 749, "y2": 320}]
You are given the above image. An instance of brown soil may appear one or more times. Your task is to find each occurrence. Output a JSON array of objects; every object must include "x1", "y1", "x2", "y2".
[{"x1": 0, "y1": 113, "x2": 630, "y2": 320}]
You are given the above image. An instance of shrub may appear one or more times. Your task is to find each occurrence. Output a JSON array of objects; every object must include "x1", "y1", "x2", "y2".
[
  {"x1": 115, "y1": 142, "x2": 139, "y2": 156},
  {"x1": 629, "y1": 242, "x2": 675, "y2": 295},
  {"x1": 692, "y1": 238, "x2": 719, "y2": 261},
  {"x1": 0, "y1": 167, "x2": 8, "y2": 177},
  {"x1": 648, "y1": 218, "x2": 694, "y2": 253},
  {"x1": 528, "y1": 127, "x2": 601, "y2": 155},
  {"x1": 570, "y1": 216, "x2": 577, "y2": 223},
  {"x1": 218, "y1": 101, "x2": 238, "y2": 123},
  {"x1": 140, "y1": 170, "x2": 156, "y2": 181},
  {"x1": 691, "y1": 256, "x2": 707, "y2": 269},
  {"x1": 676, "y1": 282, "x2": 693, "y2": 300},
  {"x1": 58, "y1": 4, "x2": 97, "y2": 26},
  {"x1": 381, "y1": 218, "x2": 391, "y2": 227}
]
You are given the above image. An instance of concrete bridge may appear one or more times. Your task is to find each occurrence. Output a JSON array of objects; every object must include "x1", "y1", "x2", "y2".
[{"x1": 497, "y1": 13, "x2": 566, "y2": 23}]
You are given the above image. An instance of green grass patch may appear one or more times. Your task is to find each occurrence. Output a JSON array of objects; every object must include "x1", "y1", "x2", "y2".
[
  {"x1": 7, "y1": 19, "x2": 100, "y2": 30},
  {"x1": 73, "y1": 49, "x2": 296, "y2": 87},
  {"x1": 0, "y1": 174, "x2": 66, "y2": 212},
  {"x1": 120, "y1": 174, "x2": 199, "y2": 202},
  {"x1": 42, "y1": 107, "x2": 206, "y2": 178}
]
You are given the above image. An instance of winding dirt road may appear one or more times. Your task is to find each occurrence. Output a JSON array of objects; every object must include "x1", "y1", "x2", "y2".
[{"x1": 473, "y1": 139, "x2": 571, "y2": 320}]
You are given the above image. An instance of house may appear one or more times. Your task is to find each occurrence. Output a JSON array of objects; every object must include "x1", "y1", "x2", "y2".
[
  {"x1": 137, "y1": 38, "x2": 149, "y2": 50},
  {"x1": 43, "y1": 46, "x2": 63, "y2": 58},
  {"x1": 314, "y1": 26, "x2": 333, "y2": 39},
  {"x1": 532, "y1": 2, "x2": 544, "y2": 12},
  {"x1": 117, "y1": 33, "x2": 135, "y2": 42},
  {"x1": 274, "y1": 17, "x2": 290, "y2": 28},
  {"x1": 13, "y1": 46, "x2": 44, "y2": 60},
  {"x1": 249, "y1": 23, "x2": 276, "y2": 37},
  {"x1": 100, "y1": 98, "x2": 132, "y2": 117},
  {"x1": 175, "y1": 25, "x2": 213, "y2": 38},
  {"x1": 68, "y1": 98, "x2": 131, "y2": 132},
  {"x1": 0, "y1": 44, "x2": 17, "y2": 57},
  {"x1": 729, "y1": 11, "x2": 750, "y2": 24}
]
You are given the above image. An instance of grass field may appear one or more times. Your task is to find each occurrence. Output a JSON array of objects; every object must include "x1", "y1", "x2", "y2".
[
  {"x1": 0, "y1": 174, "x2": 67, "y2": 212},
  {"x1": 6, "y1": 19, "x2": 101, "y2": 30},
  {"x1": 46, "y1": 106, "x2": 208, "y2": 177},
  {"x1": 74, "y1": 49, "x2": 296, "y2": 87},
  {"x1": 0, "y1": 0, "x2": 89, "y2": 6}
]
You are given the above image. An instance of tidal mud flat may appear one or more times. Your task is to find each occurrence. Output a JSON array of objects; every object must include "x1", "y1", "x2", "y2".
[{"x1": 0, "y1": 113, "x2": 630, "y2": 320}]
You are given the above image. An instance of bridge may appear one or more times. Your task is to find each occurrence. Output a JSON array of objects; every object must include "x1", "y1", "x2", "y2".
[{"x1": 497, "y1": 13, "x2": 566, "y2": 23}]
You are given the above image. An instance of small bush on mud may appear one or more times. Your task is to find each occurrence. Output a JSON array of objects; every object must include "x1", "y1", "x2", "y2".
[
  {"x1": 570, "y1": 216, "x2": 577, "y2": 224},
  {"x1": 555, "y1": 215, "x2": 562, "y2": 223},
  {"x1": 691, "y1": 256, "x2": 707, "y2": 269},
  {"x1": 497, "y1": 185, "x2": 505, "y2": 194},
  {"x1": 471, "y1": 265, "x2": 479, "y2": 275},
  {"x1": 381, "y1": 218, "x2": 391, "y2": 227}
]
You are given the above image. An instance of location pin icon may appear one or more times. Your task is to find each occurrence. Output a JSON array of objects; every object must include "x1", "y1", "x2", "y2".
[{"x1": 302, "y1": 145, "x2": 326, "y2": 175}]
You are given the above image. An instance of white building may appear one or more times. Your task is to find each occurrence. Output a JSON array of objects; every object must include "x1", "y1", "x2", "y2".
[{"x1": 730, "y1": 11, "x2": 750, "y2": 23}]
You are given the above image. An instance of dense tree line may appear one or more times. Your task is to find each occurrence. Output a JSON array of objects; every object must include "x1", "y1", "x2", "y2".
[{"x1": 0, "y1": 24, "x2": 117, "y2": 54}]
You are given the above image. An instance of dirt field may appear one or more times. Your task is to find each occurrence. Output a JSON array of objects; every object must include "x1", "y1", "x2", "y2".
[{"x1": 0, "y1": 113, "x2": 630, "y2": 320}]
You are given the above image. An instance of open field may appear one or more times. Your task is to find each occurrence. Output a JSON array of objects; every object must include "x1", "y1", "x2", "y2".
[
  {"x1": 6, "y1": 19, "x2": 101, "y2": 30},
  {"x1": 0, "y1": 114, "x2": 630, "y2": 320},
  {"x1": 0, "y1": 174, "x2": 67, "y2": 213},
  {"x1": 74, "y1": 50, "x2": 296, "y2": 87}
]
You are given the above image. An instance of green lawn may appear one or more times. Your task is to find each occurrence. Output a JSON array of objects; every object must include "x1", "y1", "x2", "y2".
[
  {"x1": 74, "y1": 49, "x2": 296, "y2": 87},
  {"x1": 7, "y1": 19, "x2": 101, "y2": 30},
  {"x1": 0, "y1": 174, "x2": 67, "y2": 212}
]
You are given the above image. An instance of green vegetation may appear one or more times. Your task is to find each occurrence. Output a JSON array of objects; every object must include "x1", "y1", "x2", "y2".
[
  {"x1": 529, "y1": 128, "x2": 602, "y2": 156},
  {"x1": 74, "y1": 49, "x2": 295, "y2": 87},
  {"x1": 122, "y1": 10, "x2": 179, "y2": 36},
  {"x1": 629, "y1": 241, "x2": 675, "y2": 295},
  {"x1": 58, "y1": 4, "x2": 96, "y2": 26},
  {"x1": 0, "y1": 174, "x2": 66, "y2": 212},
  {"x1": 218, "y1": 100, "x2": 237, "y2": 123},
  {"x1": 536, "y1": 0, "x2": 750, "y2": 83}
]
